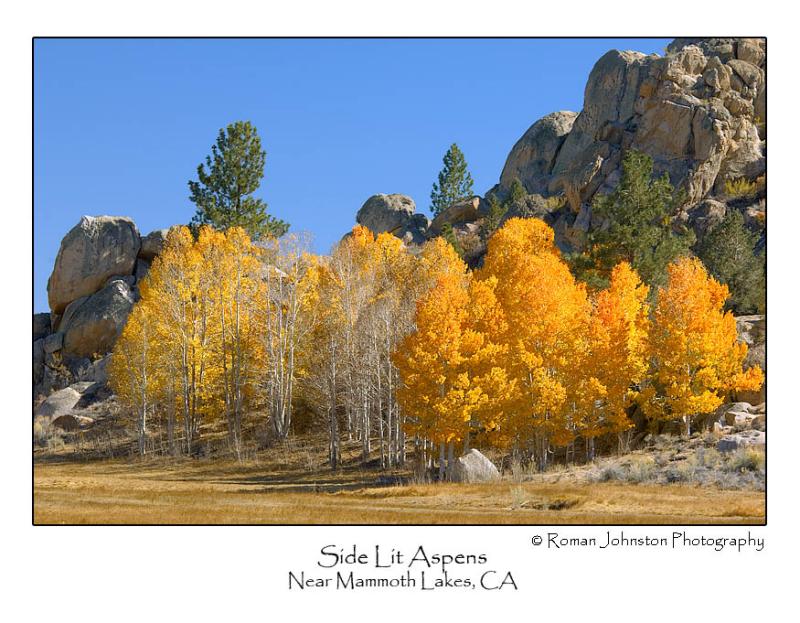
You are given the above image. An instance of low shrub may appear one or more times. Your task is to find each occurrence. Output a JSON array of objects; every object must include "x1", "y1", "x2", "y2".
[
  {"x1": 593, "y1": 464, "x2": 626, "y2": 483},
  {"x1": 544, "y1": 195, "x2": 567, "y2": 211},
  {"x1": 726, "y1": 447, "x2": 765, "y2": 473},
  {"x1": 626, "y1": 456, "x2": 657, "y2": 483},
  {"x1": 724, "y1": 175, "x2": 765, "y2": 199}
]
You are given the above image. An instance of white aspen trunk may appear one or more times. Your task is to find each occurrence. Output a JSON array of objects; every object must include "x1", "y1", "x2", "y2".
[
  {"x1": 139, "y1": 404, "x2": 147, "y2": 456},
  {"x1": 446, "y1": 441, "x2": 455, "y2": 480},
  {"x1": 220, "y1": 286, "x2": 234, "y2": 456},
  {"x1": 138, "y1": 323, "x2": 148, "y2": 456},
  {"x1": 181, "y1": 318, "x2": 192, "y2": 455},
  {"x1": 234, "y1": 293, "x2": 243, "y2": 461},
  {"x1": 362, "y1": 388, "x2": 370, "y2": 462},
  {"x1": 398, "y1": 402, "x2": 405, "y2": 466},
  {"x1": 376, "y1": 369, "x2": 385, "y2": 469},
  {"x1": 167, "y1": 386, "x2": 175, "y2": 457}
]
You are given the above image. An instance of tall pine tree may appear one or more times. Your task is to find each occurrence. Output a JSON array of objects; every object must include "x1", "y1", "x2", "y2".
[
  {"x1": 189, "y1": 121, "x2": 289, "y2": 240},
  {"x1": 572, "y1": 150, "x2": 694, "y2": 289},
  {"x1": 430, "y1": 143, "x2": 474, "y2": 217}
]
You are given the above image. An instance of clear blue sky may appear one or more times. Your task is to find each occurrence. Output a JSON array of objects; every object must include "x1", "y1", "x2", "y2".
[{"x1": 33, "y1": 37, "x2": 671, "y2": 312}]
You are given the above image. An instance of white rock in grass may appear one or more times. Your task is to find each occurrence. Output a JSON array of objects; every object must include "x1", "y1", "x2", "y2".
[{"x1": 452, "y1": 449, "x2": 500, "y2": 483}]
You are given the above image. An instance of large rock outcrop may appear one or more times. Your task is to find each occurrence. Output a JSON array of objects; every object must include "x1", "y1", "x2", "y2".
[
  {"x1": 35, "y1": 216, "x2": 173, "y2": 402},
  {"x1": 500, "y1": 111, "x2": 578, "y2": 195},
  {"x1": 60, "y1": 279, "x2": 137, "y2": 358},
  {"x1": 429, "y1": 196, "x2": 489, "y2": 236},
  {"x1": 33, "y1": 381, "x2": 107, "y2": 434},
  {"x1": 138, "y1": 228, "x2": 170, "y2": 261},
  {"x1": 34, "y1": 383, "x2": 92, "y2": 421},
  {"x1": 495, "y1": 38, "x2": 766, "y2": 252},
  {"x1": 354, "y1": 194, "x2": 430, "y2": 245},
  {"x1": 716, "y1": 430, "x2": 765, "y2": 453},
  {"x1": 47, "y1": 216, "x2": 141, "y2": 314},
  {"x1": 33, "y1": 339, "x2": 45, "y2": 386},
  {"x1": 356, "y1": 194, "x2": 418, "y2": 234},
  {"x1": 736, "y1": 315, "x2": 765, "y2": 372},
  {"x1": 395, "y1": 214, "x2": 431, "y2": 245}
]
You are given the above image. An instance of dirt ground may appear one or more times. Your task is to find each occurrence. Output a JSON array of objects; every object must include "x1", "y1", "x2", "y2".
[{"x1": 33, "y1": 456, "x2": 765, "y2": 525}]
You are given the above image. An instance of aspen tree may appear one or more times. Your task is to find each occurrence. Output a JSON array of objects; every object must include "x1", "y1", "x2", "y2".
[
  {"x1": 585, "y1": 262, "x2": 650, "y2": 456},
  {"x1": 144, "y1": 226, "x2": 218, "y2": 454},
  {"x1": 258, "y1": 233, "x2": 314, "y2": 440},
  {"x1": 477, "y1": 218, "x2": 591, "y2": 469},
  {"x1": 109, "y1": 301, "x2": 155, "y2": 455},
  {"x1": 301, "y1": 255, "x2": 346, "y2": 468},
  {"x1": 198, "y1": 226, "x2": 262, "y2": 458},
  {"x1": 643, "y1": 257, "x2": 764, "y2": 435}
]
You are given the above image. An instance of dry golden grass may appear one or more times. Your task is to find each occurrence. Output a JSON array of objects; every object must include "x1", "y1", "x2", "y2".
[{"x1": 34, "y1": 457, "x2": 764, "y2": 525}]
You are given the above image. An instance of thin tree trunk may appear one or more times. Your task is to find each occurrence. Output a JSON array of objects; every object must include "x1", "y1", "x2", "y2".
[{"x1": 446, "y1": 441, "x2": 455, "y2": 480}]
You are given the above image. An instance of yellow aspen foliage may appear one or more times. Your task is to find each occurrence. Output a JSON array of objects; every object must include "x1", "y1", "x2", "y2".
[
  {"x1": 106, "y1": 210, "x2": 765, "y2": 469},
  {"x1": 585, "y1": 262, "x2": 651, "y2": 441},
  {"x1": 417, "y1": 236, "x2": 470, "y2": 287},
  {"x1": 110, "y1": 225, "x2": 266, "y2": 455},
  {"x1": 142, "y1": 225, "x2": 216, "y2": 453},
  {"x1": 394, "y1": 269, "x2": 479, "y2": 445},
  {"x1": 461, "y1": 276, "x2": 515, "y2": 437},
  {"x1": 485, "y1": 216, "x2": 559, "y2": 262},
  {"x1": 477, "y1": 217, "x2": 591, "y2": 464},
  {"x1": 395, "y1": 235, "x2": 513, "y2": 451},
  {"x1": 643, "y1": 256, "x2": 764, "y2": 434},
  {"x1": 196, "y1": 226, "x2": 263, "y2": 455},
  {"x1": 109, "y1": 298, "x2": 157, "y2": 454}
]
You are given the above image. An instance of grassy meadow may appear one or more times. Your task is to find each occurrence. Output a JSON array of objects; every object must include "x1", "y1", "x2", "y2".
[{"x1": 34, "y1": 437, "x2": 765, "y2": 525}]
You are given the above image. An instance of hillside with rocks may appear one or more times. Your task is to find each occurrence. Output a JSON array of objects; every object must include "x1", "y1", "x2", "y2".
[{"x1": 33, "y1": 37, "x2": 766, "y2": 461}]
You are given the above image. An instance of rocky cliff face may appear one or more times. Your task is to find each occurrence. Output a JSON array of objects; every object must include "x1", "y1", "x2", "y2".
[
  {"x1": 345, "y1": 38, "x2": 765, "y2": 259},
  {"x1": 494, "y1": 37, "x2": 765, "y2": 254},
  {"x1": 34, "y1": 216, "x2": 168, "y2": 401}
]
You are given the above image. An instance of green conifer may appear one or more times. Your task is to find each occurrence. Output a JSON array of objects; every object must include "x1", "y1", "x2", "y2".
[
  {"x1": 189, "y1": 121, "x2": 289, "y2": 239},
  {"x1": 430, "y1": 143, "x2": 474, "y2": 217}
]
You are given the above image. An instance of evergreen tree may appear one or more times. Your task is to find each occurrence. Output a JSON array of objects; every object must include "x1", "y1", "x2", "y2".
[
  {"x1": 430, "y1": 143, "x2": 474, "y2": 216},
  {"x1": 441, "y1": 222, "x2": 464, "y2": 258},
  {"x1": 696, "y1": 210, "x2": 765, "y2": 314},
  {"x1": 480, "y1": 195, "x2": 508, "y2": 244},
  {"x1": 507, "y1": 178, "x2": 527, "y2": 206},
  {"x1": 189, "y1": 121, "x2": 289, "y2": 240},
  {"x1": 574, "y1": 150, "x2": 694, "y2": 289}
]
